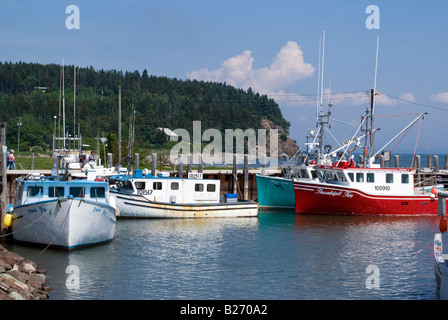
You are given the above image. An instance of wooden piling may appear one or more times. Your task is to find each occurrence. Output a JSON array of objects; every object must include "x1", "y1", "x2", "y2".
[
  {"x1": 261, "y1": 155, "x2": 266, "y2": 176},
  {"x1": 232, "y1": 154, "x2": 237, "y2": 194},
  {"x1": 380, "y1": 155, "x2": 385, "y2": 168},
  {"x1": 178, "y1": 154, "x2": 183, "y2": 177},
  {"x1": 134, "y1": 153, "x2": 139, "y2": 170},
  {"x1": 188, "y1": 154, "x2": 192, "y2": 175},
  {"x1": 198, "y1": 154, "x2": 203, "y2": 173},
  {"x1": 244, "y1": 154, "x2": 249, "y2": 200},
  {"x1": 394, "y1": 154, "x2": 400, "y2": 168},
  {"x1": 107, "y1": 153, "x2": 112, "y2": 168},
  {"x1": 415, "y1": 155, "x2": 421, "y2": 169},
  {"x1": 152, "y1": 153, "x2": 157, "y2": 176}
]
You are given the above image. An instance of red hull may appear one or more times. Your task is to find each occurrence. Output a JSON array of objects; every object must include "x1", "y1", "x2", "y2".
[{"x1": 293, "y1": 181, "x2": 441, "y2": 216}]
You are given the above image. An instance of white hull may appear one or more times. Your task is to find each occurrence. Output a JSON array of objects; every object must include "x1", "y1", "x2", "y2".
[
  {"x1": 434, "y1": 233, "x2": 448, "y2": 299},
  {"x1": 12, "y1": 198, "x2": 116, "y2": 250},
  {"x1": 111, "y1": 191, "x2": 258, "y2": 219}
]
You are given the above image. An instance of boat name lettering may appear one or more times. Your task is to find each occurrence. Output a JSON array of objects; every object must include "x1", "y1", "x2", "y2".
[
  {"x1": 374, "y1": 185, "x2": 390, "y2": 191},
  {"x1": 137, "y1": 189, "x2": 153, "y2": 196},
  {"x1": 28, "y1": 208, "x2": 37, "y2": 214},
  {"x1": 92, "y1": 207, "x2": 107, "y2": 215},
  {"x1": 315, "y1": 188, "x2": 353, "y2": 198}
]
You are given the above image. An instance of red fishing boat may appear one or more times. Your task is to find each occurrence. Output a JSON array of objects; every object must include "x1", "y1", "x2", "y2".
[
  {"x1": 293, "y1": 104, "x2": 446, "y2": 216},
  {"x1": 293, "y1": 160, "x2": 444, "y2": 215}
]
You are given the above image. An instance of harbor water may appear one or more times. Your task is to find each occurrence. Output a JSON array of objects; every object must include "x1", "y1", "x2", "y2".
[{"x1": 3, "y1": 210, "x2": 441, "y2": 300}]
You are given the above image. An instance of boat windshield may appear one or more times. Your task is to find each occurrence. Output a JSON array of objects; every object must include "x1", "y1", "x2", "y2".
[{"x1": 317, "y1": 169, "x2": 347, "y2": 184}]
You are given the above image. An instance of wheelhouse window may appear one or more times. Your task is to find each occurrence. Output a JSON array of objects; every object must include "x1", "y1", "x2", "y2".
[
  {"x1": 347, "y1": 173, "x2": 354, "y2": 182},
  {"x1": 195, "y1": 183, "x2": 204, "y2": 192},
  {"x1": 28, "y1": 186, "x2": 43, "y2": 197},
  {"x1": 299, "y1": 169, "x2": 309, "y2": 179},
  {"x1": 153, "y1": 182, "x2": 162, "y2": 190},
  {"x1": 171, "y1": 182, "x2": 179, "y2": 190},
  {"x1": 336, "y1": 172, "x2": 347, "y2": 182},
  {"x1": 401, "y1": 174, "x2": 409, "y2": 184},
  {"x1": 386, "y1": 174, "x2": 394, "y2": 184},
  {"x1": 367, "y1": 173, "x2": 375, "y2": 183},
  {"x1": 207, "y1": 184, "x2": 216, "y2": 192},
  {"x1": 356, "y1": 173, "x2": 364, "y2": 183},
  {"x1": 49, "y1": 186, "x2": 65, "y2": 197},
  {"x1": 91, "y1": 187, "x2": 106, "y2": 198},
  {"x1": 70, "y1": 187, "x2": 85, "y2": 198},
  {"x1": 135, "y1": 182, "x2": 145, "y2": 190}
]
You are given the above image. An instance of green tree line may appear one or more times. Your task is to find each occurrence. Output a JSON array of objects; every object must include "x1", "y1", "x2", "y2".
[{"x1": 0, "y1": 61, "x2": 290, "y2": 157}]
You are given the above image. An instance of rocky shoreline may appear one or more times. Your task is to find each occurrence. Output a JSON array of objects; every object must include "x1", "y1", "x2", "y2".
[{"x1": 0, "y1": 244, "x2": 49, "y2": 300}]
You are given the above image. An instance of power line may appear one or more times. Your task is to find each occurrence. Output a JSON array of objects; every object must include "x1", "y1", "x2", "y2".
[{"x1": 381, "y1": 93, "x2": 448, "y2": 112}]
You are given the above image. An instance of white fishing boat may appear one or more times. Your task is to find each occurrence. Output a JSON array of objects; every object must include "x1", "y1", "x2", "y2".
[
  {"x1": 434, "y1": 191, "x2": 448, "y2": 299},
  {"x1": 434, "y1": 233, "x2": 448, "y2": 299},
  {"x1": 7, "y1": 173, "x2": 117, "y2": 250},
  {"x1": 109, "y1": 171, "x2": 258, "y2": 218}
]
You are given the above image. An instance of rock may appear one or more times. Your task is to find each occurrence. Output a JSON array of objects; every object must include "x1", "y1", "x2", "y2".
[
  {"x1": 0, "y1": 247, "x2": 49, "y2": 300},
  {"x1": 8, "y1": 291, "x2": 25, "y2": 300}
]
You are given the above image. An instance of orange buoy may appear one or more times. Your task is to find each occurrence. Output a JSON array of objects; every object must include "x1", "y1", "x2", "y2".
[
  {"x1": 440, "y1": 218, "x2": 447, "y2": 233},
  {"x1": 432, "y1": 187, "x2": 437, "y2": 194}
]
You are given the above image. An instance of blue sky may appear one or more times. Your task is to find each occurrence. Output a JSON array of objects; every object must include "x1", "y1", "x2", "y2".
[{"x1": 1, "y1": 0, "x2": 448, "y2": 153}]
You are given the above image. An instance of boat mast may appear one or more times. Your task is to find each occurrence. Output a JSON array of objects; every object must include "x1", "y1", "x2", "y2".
[
  {"x1": 62, "y1": 59, "x2": 66, "y2": 154},
  {"x1": 74, "y1": 65, "x2": 76, "y2": 152},
  {"x1": 369, "y1": 34, "x2": 380, "y2": 162},
  {"x1": 317, "y1": 30, "x2": 329, "y2": 159}
]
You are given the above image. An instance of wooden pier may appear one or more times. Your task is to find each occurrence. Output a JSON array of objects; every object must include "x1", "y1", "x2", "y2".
[{"x1": 1, "y1": 168, "x2": 278, "y2": 205}]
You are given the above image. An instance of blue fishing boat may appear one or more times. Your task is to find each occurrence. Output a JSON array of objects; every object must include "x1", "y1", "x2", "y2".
[
  {"x1": 7, "y1": 173, "x2": 117, "y2": 250},
  {"x1": 256, "y1": 174, "x2": 295, "y2": 209}
]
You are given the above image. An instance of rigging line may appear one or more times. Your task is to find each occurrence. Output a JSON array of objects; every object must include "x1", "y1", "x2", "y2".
[
  {"x1": 32, "y1": 197, "x2": 74, "y2": 258},
  {"x1": 325, "y1": 128, "x2": 343, "y2": 148},
  {"x1": 267, "y1": 90, "x2": 368, "y2": 97},
  {"x1": 381, "y1": 93, "x2": 448, "y2": 112},
  {"x1": 389, "y1": 125, "x2": 411, "y2": 153}
]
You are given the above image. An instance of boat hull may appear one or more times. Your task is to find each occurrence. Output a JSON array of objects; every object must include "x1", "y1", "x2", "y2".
[
  {"x1": 434, "y1": 233, "x2": 448, "y2": 300},
  {"x1": 293, "y1": 180, "x2": 440, "y2": 216},
  {"x1": 255, "y1": 175, "x2": 295, "y2": 209},
  {"x1": 11, "y1": 198, "x2": 116, "y2": 250},
  {"x1": 111, "y1": 191, "x2": 258, "y2": 218}
]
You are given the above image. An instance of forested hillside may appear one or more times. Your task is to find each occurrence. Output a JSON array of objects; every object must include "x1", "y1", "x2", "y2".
[{"x1": 0, "y1": 61, "x2": 293, "y2": 156}]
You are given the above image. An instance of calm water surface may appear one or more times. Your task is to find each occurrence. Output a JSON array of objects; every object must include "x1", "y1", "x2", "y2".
[{"x1": 4, "y1": 210, "x2": 441, "y2": 300}]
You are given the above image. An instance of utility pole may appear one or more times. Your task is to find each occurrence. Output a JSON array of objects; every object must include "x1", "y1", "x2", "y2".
[{"x1": 17, "y1": 117, "x2": 22, "y2": 153}]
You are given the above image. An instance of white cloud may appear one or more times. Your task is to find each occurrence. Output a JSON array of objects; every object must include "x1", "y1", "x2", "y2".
[
  {"x1": 400, "y1": 92, "x2": 417, "y2": 103},
  {"x1": 187, "y1": 41, "x2": 315, "y2": 94},
  {"x1": 430, "y1": 92, "x2": 448, "y2": 104}
]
